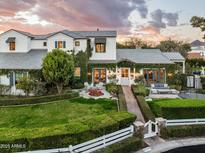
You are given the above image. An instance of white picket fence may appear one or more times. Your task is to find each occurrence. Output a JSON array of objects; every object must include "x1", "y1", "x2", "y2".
[
  {"x1": 27, "y1": 125, "x2": 134, "y2": 153},
  {"x1": 166, "y1": 118, "x2": 205, "y2": 126}
]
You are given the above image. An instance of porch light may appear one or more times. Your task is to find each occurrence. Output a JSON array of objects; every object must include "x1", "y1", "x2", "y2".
[
  {"x1": 168, "y1": 73, "x2": 173, "y2": 77},
  {"x1": 88, "y1": 72, "x2": 91, "y2": 76}
]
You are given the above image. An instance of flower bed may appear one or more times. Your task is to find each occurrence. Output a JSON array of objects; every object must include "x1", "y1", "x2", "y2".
[{"x1": 88, "y1": 88, "x2": 104, "y2": 97}]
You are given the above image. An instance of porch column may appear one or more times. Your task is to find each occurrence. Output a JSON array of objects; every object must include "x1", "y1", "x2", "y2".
[
  {"x1": 134, "y1": 68, "x2": 136, "y2": 79},
  {"x1": 182, "y1": 61, "x2": 185, "y2": 74},
  {"x1": 165, "y1": 69, "x2": 167, "y2": 84},
  {"x1": 116, "y1": 66, "x2": 119, "y2": 84}
]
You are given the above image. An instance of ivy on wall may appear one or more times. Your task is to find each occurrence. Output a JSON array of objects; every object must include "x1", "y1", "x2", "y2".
[
  {"x1": 74, "y1": 51, "x2": 88, "y2": 82},
  {"x1": 117, "y1": 61, "x2": 179, "y2": 73}
]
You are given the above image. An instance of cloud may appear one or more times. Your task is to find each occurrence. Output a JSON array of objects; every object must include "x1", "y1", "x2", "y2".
[
  {"x1": 0, "y1": 0, "x2": 37, "y2": 16},
  {"x1": 149, "y1": 9, "x2": 178, "y2": 30},
  {"x1": 0, "y1": 0, "x2": 149, "y2": 34}
]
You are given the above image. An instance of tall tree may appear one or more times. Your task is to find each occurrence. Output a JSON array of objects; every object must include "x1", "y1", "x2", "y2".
[
  {"x1": 42, "y1": 49, "x2": 74, "y2": 94},
  {"x1": 157, "y1": 40, "x2": 191, "y2": 57},
  {"x1": 117, "y1": 37, "x2": 153, "y2": 49},
  {"x1": 190, "y1": 16, "x2": 205, "y2": 39}
]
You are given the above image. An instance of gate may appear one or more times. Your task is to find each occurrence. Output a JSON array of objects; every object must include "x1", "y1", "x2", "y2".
[{"x1": 144, "y1": 120, "x2": 158, "y2": 139}]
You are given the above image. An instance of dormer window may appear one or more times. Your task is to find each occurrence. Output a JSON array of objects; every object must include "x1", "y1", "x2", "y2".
[
  {"x1": 55, "y1": 41, "x2": 66, "y2": 48},
  {"x1": 95, "y1": 38, "x2": 106, "y2": 53},
  {"x1": 9, "y1": 42, "x2": 16, "y2": 50},
  {"x1": 96, "y1": 43, "x2": 105, "y2": 53},
  {"x1": 6, "y1": 37, "x2": 16, "y2": 51}
]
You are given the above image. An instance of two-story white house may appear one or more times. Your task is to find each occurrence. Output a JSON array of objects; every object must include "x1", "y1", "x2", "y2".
[{"x1": 0, "y1": 29, "x2": 185, "y2": 94}]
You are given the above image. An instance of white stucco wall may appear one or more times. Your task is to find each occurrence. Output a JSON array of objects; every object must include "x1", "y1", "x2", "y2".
[
  {"x1": 89, "y1": 37, "x2": 116, "y2": 60},
  {"x1": 31, "y1": 40, "x2": 47, "y2": 49},
  {"x1": 0, "y1": 30, "x2": 31, "y2": 53},
  {"x1": 47, "y1": 33, "x2": 74, "y2": 52},
  {"x1": 74, "y1": 39, "x2": 87, "y2": 54},
  {"x1": 0, "y1": 75, "x2": 10, "y2": 86}
]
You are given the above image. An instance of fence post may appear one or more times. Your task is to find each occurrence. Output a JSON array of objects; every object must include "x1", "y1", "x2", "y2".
[
  {"x1": 155, "y1": 117, "x2": 167, "y2": 136},
  {"x1": 68, "y1": 145, "x2": 73, "y2": 153},
  {"x1": 133, "y1": 121, "x2": 144, "y2": 138}
]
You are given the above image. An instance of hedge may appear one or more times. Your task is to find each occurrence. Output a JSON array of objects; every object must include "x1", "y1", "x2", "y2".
[
  {"x1": 148, "y1": 99, "x2": 205, "y2": 119},
  {"x1": 136, "y1": 96, "x2": 155, "y2": 121},
  {"x1": 117, "y1": 86, "x2": 127, "y2": 111},
  {"x1": 0, "y1": 91, "x2": 79, "y2": 106},
  {"x1": 160, "y1": 125, "x2": 205, "y2": 139},
  {"x1": 131, "y1": 85, "x2": 149, "y2": 97},
  {"x1": 96, "y1": 136, "x2": 143, "y2": 153},
  {"x1": 0, "y1": 112, "x2": 136, "y2": 152}
]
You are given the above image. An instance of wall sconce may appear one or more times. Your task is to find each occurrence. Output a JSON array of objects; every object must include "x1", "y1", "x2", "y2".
[
  {"x1": 168, "y1": 73, "x2": 173, "y2": 77},
  {"x1": 88, "y1": 72, "x2": 91, "y2": 76}
]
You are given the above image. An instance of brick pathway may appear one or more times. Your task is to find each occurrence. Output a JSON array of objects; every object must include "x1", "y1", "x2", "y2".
[{"x1": 122, "y1": 86, "x2": 145, "y2": 123}]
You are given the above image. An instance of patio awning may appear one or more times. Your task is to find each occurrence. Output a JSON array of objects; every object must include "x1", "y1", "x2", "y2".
[
  {"x1": 95, "y1": 37, "x2": 106, "y2": 44},
  {"x1": 6, "y1": 37, "x2": 16, "y2": 43}
]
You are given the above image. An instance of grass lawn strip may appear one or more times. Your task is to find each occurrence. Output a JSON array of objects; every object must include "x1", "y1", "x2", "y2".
[{"x1": 0, "y1": 98, "x2": 135, "y2": 141}]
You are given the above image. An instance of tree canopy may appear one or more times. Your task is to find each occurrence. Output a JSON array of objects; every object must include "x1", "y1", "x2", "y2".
[
  {"x1": 42, "y1": 49, "x2": 74, "y2": 94},
  {"x1": 117, "y1": 37, "x2": 154, "y2": 49},
  {"x1": 157, "y1": 40, "x2": 191, "y2": 57},
  {"x1": 190, "y1": 16, "x2": 205, "y2": 39}
]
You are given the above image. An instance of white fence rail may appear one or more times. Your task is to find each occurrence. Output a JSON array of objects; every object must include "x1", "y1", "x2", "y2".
[
  {"x1": 27, "y1": 125, "x2": 134, "y2": 153},
  {"x1": 166, "y1": 118, "x2": 205, "y2": 126}
]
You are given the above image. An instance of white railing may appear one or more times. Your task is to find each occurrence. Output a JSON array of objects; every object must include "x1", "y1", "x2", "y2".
[
  {"x1": 144, "y1": 120, "x2": 158, "y2": 139},
  {"x1": 27, "y1": 125, "x2": 134, "y2": 153},
  {"x1": 166, "y1": 118, "x2": 205, "y2": 126}
]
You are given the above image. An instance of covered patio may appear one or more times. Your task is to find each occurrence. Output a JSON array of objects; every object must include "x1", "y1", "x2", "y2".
[{"x1": 116, "y1": 49, "x2": 176, "y2": 85}]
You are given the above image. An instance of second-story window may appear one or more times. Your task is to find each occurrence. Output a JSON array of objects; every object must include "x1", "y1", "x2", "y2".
[
  {"x1": 96, "y1": 43, "x2": 105, "y2": 53},
  {"x1": 43, "y1": 42, "x2": 47, "y2": 47},
  {"x1": 9, "y1": 42, "x2": 15, "y2": 51},
  {"x1": 55, "y1": 41, "x2": 66, "y2": 48}
]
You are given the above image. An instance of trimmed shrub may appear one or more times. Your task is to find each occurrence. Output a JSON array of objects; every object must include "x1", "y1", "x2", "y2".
[
  {"x1": 0, "y1": 91, "x2": 79, "y2": 106},
  {"x1": 71, "y1": 79, "x2": 84, "y2": 89},
  {"x1": 109, "y1": 112, "x2": 136, "y2": 129},
  {"x1": 16, "y1": 77, "x2": 35, "y2": 96},
  {"x1": 106, "y1": 83, "x2": 118, "y2": 95},
  {"x1": 96, "y1": 137, "x2": 143, "y2": 153},
  {"x1": 0, "y1": 112, "x2": 135, "y2": 152},
  {"x1": 136, "y1": 96, "x2": 155, "y2": 121},
  {"x1": 148, "y1": 99, "x2": 205, "y2": 119},
  {"x1": 117, "y1": 86, "x2": 127, "y2": 111},
  {"x1": 201, "y1": 76, "x2": 205, "y2": 89},
  {"x1": 131, "y1": 85, "x2": 149, "y2": 97},
  {"x1": 0, "y1": 85, "x2": 11, "y2": 95},
  {"x1": 161, "y1": 125, "x2": 205, "y2": 139}
]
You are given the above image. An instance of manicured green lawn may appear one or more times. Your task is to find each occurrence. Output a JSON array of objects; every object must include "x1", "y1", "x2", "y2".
[
  {"x1": 148, "y1": 99, "x2": 205, "y2": 119},
  {"x1": 0, "y1": 98, "x2": 118, "y2": 141}
]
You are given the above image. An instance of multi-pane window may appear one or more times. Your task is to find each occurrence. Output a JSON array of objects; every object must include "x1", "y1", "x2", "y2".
[
  {"x1": 9, "y1": 42, "x2": 15, "y2": 50},
  {"x1": 75, "y1": 41, "x2": 80, "y2": 46},
  {"x1": 74, "y1": 67, "x2": 81, "y2": 77},
  {"x1": 55, "y1": 41, "x2": 66, "y2": 48},
  {"x1": 95, "y1": 43, "x2": 105, "y2": 53}
]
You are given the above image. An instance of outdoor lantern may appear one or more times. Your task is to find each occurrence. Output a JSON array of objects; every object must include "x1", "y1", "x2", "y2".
[
  {"x1": 88, "y1": 72, "x2": 91, "y2": 76},
  {"x1": 168, "y1": 73, "x2": 173, "y2": 77}
]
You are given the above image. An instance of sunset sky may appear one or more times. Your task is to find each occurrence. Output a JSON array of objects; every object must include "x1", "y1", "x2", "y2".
[{"x1": 0, "y1": 0, "x2": 205, "y2": 44}]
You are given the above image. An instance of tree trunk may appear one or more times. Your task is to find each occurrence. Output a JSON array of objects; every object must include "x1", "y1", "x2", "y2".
[{"x1": 56, "y1": 83, "x2": 63, "y2": 94}]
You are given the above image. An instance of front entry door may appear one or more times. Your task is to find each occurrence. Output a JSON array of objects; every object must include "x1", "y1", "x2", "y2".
[
  {"x1": 93, "y1": 68, "x2": 106, "y2": 84},
  {"x1": 121, "y1": 68, "x2": 130, "y2": 85}
]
